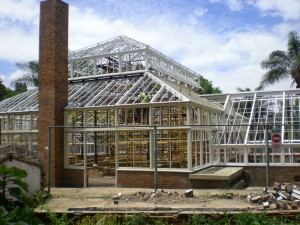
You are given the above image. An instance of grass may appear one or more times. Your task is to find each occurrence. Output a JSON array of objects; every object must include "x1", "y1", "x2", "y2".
[{"x1": 45, "y1": 212, "x2": 300, "y2": 225}]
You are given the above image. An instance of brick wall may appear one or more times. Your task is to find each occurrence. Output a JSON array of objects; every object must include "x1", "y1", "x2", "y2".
[
  {"x1": 118, "y1": 166, "x2": 300, "y2": 189},
  {"x1": 63, "y1": 168, "x2": 84, "y2": 187},
  {"x1": 37, "y1": 0, "x2": 69, "y2": 187},
  {"x1": 117, "y1": 170, "x2": 191, "y2": 189},
  {"x1": 244, "y1": 166, "x2": 300, "y2": 186}
]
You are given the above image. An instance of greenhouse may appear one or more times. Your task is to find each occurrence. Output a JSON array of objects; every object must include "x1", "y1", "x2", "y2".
[{"x1": 0, "y1": 36, "x2": 300, "y2": 188}]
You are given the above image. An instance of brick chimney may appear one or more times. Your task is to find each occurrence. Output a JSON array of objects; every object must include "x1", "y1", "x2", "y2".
[{"x1": 38, "y1": 0, "x2": 69, "y2": 187}]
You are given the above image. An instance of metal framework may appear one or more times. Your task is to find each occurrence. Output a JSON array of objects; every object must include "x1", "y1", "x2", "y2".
[
  {"x1": 0, "y1": 36, "x2": 300, "y2": 176},
  {"x1": 204, "y1": 90, "x2": 300, "y2": 165}
]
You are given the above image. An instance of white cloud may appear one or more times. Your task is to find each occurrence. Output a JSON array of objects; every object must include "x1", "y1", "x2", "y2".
[
  {"x1": 227, "y1": 0, "x2": 243, "y2": 11},
  {"x1": 194, "y1": 7, "x2": 208, "y2": 17},
  {"x1": 1, "y1": 70, "x2": 23, "y2": 88},
  {"x1": 0, "y1": 0, "x2": 39, "y2": 62},
  {"x1": 0, "y1": 0, "x2": 39, "y2": 25},
  {"x1": 0, "y1": 24, "x2": 39, "y2": 62},
  {"x1": 208, "y1": 0, "x2": 243, "y2": 11},
  {"x1": 0, "y1": 0, "x2": 299, "y2": 94},
  {"x1": 188, "y1": 7, "x2": 208, "y2": 25},
  {"x1": 250, "y1": 0, "x2": 300, "y2": 20}
]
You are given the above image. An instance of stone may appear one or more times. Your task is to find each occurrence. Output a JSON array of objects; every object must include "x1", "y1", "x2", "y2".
[
  {"x1": 293, "y1": 189, "x2": 300, "y2": 195},
  {"x1": 278, "y1": 191, "x2": 290, "y2": 199},
  {"x1": 277, "y1": 202, "x2": 287, "y2": 210},
  {"x1": 184, "y1": 189, "x2": 194, "y2": 198},
  {"x1": 150, "y1": 193, "x2": 156, "y2": 198},
  {"x1": 285, "y1": 184, "x2": 294, "y2": 193},
  {"x1": 225, "y1": 193, "x2": 234, "y2": 199},
  {"x1": 250, "y1": 196, "x2": 262, "y2": 203},
  {"x1": 269, "y1": 203, "x2": 277, "y2": 209},
  {"x1": 155, "y1": 190, "x2": 164, "y2": 198},
  {"x1": 267, "y1": 190, "x2": 277, "y2": 195},
  {"x1": 272, "y1": 182, "x2": 281, "y2": 192},
  {"x1": 292, "y1": 193, "x2": 300, "y2": 200},
  {"x1": 289, "y1": 201, "x2": 298, "y2": 209},
  {"x1": 262, "y1": 201, "x2": 269, "y2": 207}
]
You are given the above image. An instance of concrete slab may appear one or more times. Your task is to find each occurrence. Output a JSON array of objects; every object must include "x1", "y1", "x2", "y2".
[
  {"x1": 35, "y1": 187, "x2": 260, "y2": 214},
  {"x1": 189, "y1": 166, "x2": 244, "y2": 181}
]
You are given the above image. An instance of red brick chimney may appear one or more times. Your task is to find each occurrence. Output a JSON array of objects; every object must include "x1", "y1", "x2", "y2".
[{"x1": 38, "y1": 0, "x2": 69, "y2": 187}]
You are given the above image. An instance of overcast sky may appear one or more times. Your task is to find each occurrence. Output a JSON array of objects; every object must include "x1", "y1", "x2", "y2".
[{"x1": 0, "y1": 0, "x2": 299, "y2": 93}]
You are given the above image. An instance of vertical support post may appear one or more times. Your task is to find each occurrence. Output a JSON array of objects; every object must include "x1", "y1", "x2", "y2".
[
  {"x1": 266, "y1": 125, "x2": 270, "y2": 188},
  {"x1": 83, "y1": 131, "x2": 87, "y2": 188},
  {"x1": 83, "y1": 110, "x2": 87, "y2": 188},
  {"x1": 0, "y1": 118, "x2": 2, "y2": 145},
  {"x1": 187, "y1": 130, "x2": 192, "y2": 170},
  {"x1": 154, "y1": 126, "x2": 157, "y2": 191},
  {"x1": 186, "y1": 104, "x2": 192, "y2": 170},
  {"x1": 93, "y1": 111, "x2": 97, "y2": 164},
  {"x1": 47, "y1": 127, "x2": 51, "y2": 193},
  {"x1": 149, "y1": 106, "x2": 154, "y2": 169},
  {"x1": 115, "y1": 108, "x2": 119, "y2": 186}
]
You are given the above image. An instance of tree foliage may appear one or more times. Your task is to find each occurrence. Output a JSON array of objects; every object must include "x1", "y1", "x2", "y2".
[
  {"x1": 258, "y1": 31, "x2": 300, "y2": 90},
  {"x1": 0, "y1": 164, "x2": 42, "y2": 225},
  {"x1": 0, "y1": 79, "x2": 16, "y2": 101},
  {"x1": 11, "y1": 60, "x2": 39, "y2": 87},
  {"x1": 198, "y1": 76, "x2": 222, "y2": 94}
]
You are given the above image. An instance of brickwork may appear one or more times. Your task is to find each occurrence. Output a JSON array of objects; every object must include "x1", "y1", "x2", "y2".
[
  {"x1": 117, "y1": 166, "x2": 300, "y2": 189},
  {"x1": 243, "y1": 166, "x2": 300, "y2": 186},
  {"x1": 37, "y1": 0, "x2": 68, "y2": 187},
  {"x1": 63, "y1": 169, "x2": 84, "y2": 187},
  {"x1": 117, "y1": 170, "x2": 191, "y2": 189}
]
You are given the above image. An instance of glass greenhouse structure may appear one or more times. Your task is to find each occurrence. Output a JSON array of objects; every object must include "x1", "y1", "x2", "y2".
[{"x1": 0, "y1": 36, "x2": 299, "y2": 186}]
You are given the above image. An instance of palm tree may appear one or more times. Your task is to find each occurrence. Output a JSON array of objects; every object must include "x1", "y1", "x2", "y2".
[
  {"x1": 236, "y1": 87, "x2": 251, "y2": 92},
  {"x1": 257, "y1": 31, "x2": 300, "y2": 90},
  {"x1": 11, "y1": 60, "x2": 39, "y2": 87}
]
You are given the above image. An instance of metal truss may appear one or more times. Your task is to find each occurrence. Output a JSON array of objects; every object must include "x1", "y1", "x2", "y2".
[{"x1": 68, "y1": 35, "x2": 202, "y2": 89}]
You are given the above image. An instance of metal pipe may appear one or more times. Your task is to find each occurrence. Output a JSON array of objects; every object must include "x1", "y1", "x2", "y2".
[
  {"x1": 266, "y1": 125, "x2": 270, "y2": 188},
  {"x1": 154, "y1": 126, "x2": 157, "y2": 191},
  {"x1": 47, "y1": 127, "x2": 51, "y2": 193}
]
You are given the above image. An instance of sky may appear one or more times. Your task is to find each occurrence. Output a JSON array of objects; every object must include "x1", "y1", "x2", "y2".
[{"x1": 0, "y1": 0, "x2": 299, "y2": 93}]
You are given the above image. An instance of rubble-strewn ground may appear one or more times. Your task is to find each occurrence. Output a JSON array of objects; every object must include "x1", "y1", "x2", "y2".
[
  {"x1": 36, "y1": 183, "x2": 300, "y2": 214},
  {"x1": 247, "y1": 182, "x2": 300, "y2": 210},
  {"x1": 118, "y1": 189, "x2": 240, "y2": 205},
  {"x1": 116, "y1": 182, "x2": 300, "y2": 210}
]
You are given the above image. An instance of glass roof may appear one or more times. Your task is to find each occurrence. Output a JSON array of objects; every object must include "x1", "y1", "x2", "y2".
[
  {"x1": 0, "y1": 72, "x2": 223, "y2": 113},
  {"x1": 204, "y1": 90, "x2": 300, "y2": 145}
]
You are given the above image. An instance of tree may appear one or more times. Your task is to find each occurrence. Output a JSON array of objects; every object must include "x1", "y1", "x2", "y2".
[
  {"x1": 0, "y1": 79, "x2": 17, "y2": 101},
  {"x1": 198, "y1": 76, "x2": 222, "y2": 94},
  {"x1": 0, "y1": 164, "x2": 28, "y2": 207},
  {"x1": 236, "y1": 87, "x2": 252, "y2": 92},
  {"x1": 11, "y1": 60, "x2": 39, "y2": 87},
  {"x1": 257, "y1": 31, "x2": 300, "y2": 90},
  {"x1": 0, "y1": 164, "x2": 43, "y2": 225}
]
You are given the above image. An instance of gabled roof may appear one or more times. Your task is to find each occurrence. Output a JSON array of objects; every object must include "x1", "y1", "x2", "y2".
[
  {"x1": 69, "y1": 36, "x2": 147, "y2": 59},
  {"x1": 68, "y1": 35, "x2": 203, "y2": 89},
  {"x1": 0, "y1": 89, "x2": 38, "y2": 113},
  {"x1": 0, "y1": 72, "x2": 223, "y2": 114},
  {"x1": 66, "y1": 72, "x2": 223, "y2": 111}
]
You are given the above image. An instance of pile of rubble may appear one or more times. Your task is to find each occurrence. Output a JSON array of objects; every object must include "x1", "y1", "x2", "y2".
[
  {"x1": 248, "y1": 182, "x2": 300, "y2": 210},
  {"x1": 113, "y1": 189, "x2": 238, "y2": 205},
  {"x1": 114, "y1": 189, "x2": 207, "y2": 204}
]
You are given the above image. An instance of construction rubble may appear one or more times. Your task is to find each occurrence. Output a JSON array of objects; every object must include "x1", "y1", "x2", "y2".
[
  {"x1": 248, "y1": 182, "x2": 300, "y2": 210},
  {"x1": 113, "y1": 189, "x2": 238, "y2": 205}
]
